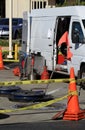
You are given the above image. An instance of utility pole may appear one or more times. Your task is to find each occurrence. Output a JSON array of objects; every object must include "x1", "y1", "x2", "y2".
[
  {"x1": 7, "y1": 0, "x2": 13, "y2": 58},
  {"x1": 26, "y1": 0, "x2": 31, "y2": 54}
]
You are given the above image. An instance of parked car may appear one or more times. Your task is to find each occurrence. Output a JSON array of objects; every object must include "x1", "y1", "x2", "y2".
[{"x1": 0, "y1": 18, "x2": 23, "y2": 39}]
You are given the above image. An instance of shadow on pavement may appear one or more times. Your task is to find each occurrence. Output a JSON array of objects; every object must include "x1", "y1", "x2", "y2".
[
  {"x1": 0, "y1": 120, "x2": 85, "y2": 130},
  {"x1": 0, "y1": 113, "x2": 10, "y2": 119}
]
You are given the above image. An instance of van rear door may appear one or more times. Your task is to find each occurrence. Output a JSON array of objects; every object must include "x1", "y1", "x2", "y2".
[{"x1": 31, "y1": 16, "x2": 56, "y2": 70}]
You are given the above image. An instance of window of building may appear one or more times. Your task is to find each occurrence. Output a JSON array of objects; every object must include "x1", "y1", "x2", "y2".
[
  {"x1": 0, "y1": 0, "x2": 5, "y2": 18},
  {"x1": 38, "y1": 1, "x2": 39, "y2": 8},
  {"x1": 32, "y1": 0, "x2": 47, "y2": 9},
  {"x1": 40, "y1": 1, "x2": 42, "y2": 8},
  {"x1": 43, "y1": 1, "x2": 46, "y2": 8},
  {"x1": 34, "y1": 1, "x2": 36, "y2": 9}
]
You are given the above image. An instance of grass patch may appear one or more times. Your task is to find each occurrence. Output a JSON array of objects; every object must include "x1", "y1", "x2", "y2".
[
  {"x1": 0, "y1": 39, "x2": 9, "y2": 46},
  {"x1": 0, "y1": 39, "x2": 21, "y2": 47},
  {"x1": 0, "y1": 39, "x2": 21, "y2": 59}
]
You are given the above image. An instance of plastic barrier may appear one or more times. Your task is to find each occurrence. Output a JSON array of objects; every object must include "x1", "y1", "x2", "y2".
[
  {"x1": 0, "y1": 91, "x2": 76, "y2": 113},
  {"x1": 0, "y1": 78, "x2": 84, "y2": 86},
  {"x1": 0, "y1": 78, "x2": 74, "y2": 86}
]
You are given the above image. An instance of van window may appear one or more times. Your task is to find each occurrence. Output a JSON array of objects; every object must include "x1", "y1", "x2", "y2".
[
  {"x1": 72, "y1": 22, "x2": 84, "y2": 43},
  {"x1": 82, "y1": 20, "x2": 85, "y2": 28}
]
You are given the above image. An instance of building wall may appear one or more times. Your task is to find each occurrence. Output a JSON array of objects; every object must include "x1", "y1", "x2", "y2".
[
  {"x1": 6, "y1": 0, "x2": 29, "y2": 18},
  {"x1": 31, "y1": 0, "x2": 48, "y2": 9},
  {"x1": 5, "y1": 0, "x2": 85, "y2": 18},
  {"x1": 48, "y1": 0, "x2": 55, "y2": 5},
  {"x1": 5, "y1": 0, "x2": 56, "y2": 18}
]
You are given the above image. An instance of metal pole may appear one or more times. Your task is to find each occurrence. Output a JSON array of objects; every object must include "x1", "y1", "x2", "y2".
[
  {"x1": 29, "y1": 0, "x2": 31, "y2": 13},
  {"x1": 14, "y1": 44, "x2": 18, "y2": 60},
  {"x1": 7, "y1": 0, "x2": 13, "y2": 58},
  {"x1": 26, "y1": 0, "x2": 31, "y2": 55}
]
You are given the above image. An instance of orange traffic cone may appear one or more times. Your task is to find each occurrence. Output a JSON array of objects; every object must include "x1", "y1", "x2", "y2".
[
  {"x1": 0, "y1": 46, "x2": 4, "y2": 70},
  {"x1": 52, "y1": 67, "x2": 85, "y2": 121},
  {"x1": 13, "y1": 67, "x2": 20, "y2": 76},
  {"x1": 58, "y1": 31, "x2": 73, "y2": 60},
  {"x1": 63, "y1": 67, "x2": 85, "y2": 120},
  {"x1": 41, "y1": 66, "x2": 49, "y2": 80}
]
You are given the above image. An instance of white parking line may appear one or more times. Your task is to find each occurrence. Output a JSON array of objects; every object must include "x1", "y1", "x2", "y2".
[{"x1": 46, "y1": 88, "x2": 61, "y2": 95}]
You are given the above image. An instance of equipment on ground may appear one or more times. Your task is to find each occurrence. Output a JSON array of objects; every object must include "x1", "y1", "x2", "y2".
[
  {"x1": 0, "y1": 86, "x2": 21, "y2": 96},
  {"x1": 8, "y1": 89, "x2": 53, "y2": 102}
]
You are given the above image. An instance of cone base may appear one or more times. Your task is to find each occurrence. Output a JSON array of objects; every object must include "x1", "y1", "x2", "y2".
[
  {"x1": 63, "y1": 109, "x2": 85, "y2": 121},
  {"x1": 52, "y1": 109, "x2": 85, "y2": 121},
  {"x1": 0, "y1": 67, "x2": 4, "y2": 70},
  {"x1": 52, "y1": 110, "x2": 65, "y2": 120}
]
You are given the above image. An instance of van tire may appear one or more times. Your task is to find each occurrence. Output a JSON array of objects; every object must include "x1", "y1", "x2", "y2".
[{"x1": 80, "y1": 65, "x2": 85, "y2": 90}]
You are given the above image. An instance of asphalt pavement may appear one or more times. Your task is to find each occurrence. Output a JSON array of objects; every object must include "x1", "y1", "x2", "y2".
[{"x1": 0, "y1": 63, "x2": 85, "y2": 130}]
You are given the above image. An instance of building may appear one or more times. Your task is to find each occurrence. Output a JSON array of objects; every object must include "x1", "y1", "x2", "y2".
[
  {"x1": 0, "y1": 0, "x2": 5, "y2": 17},
  {"x1": 0, "y1": 0, "x2": 56, "y2": 18},
  {"x1": 0, "y1": 0, "x2": 82, "y2": 18}
]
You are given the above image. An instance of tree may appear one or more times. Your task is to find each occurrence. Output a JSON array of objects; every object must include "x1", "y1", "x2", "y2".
[{"x1": 56, "y1": 0, "x2": 65, "y2": 5}]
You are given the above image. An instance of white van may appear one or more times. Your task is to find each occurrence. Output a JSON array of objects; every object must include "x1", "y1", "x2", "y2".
[{"x1": 21, "y1": 6, "x2": 85, "y2": 86}]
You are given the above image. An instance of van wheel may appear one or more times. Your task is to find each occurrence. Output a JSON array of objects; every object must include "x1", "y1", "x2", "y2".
[{"x1": 80, "y1": 66, "x2": 85, "y2": 90}]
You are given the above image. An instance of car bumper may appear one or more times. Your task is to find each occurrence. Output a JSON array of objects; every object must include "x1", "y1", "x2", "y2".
[{"x1": 0, "y1": 31, "x2": 9, "y2": 38}]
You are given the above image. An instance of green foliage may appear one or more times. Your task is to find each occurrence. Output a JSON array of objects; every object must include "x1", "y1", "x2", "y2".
[
  {"x1": 56, "y1": 0, "x2": 65, "y2": 5},
  {"x1": 2, "y1": 51, "x2": 9, "y2": 59},
  {"x1": 56, "y1": 0, "x2": 85, "y2": 6},
  {"x1": 0, "y1": 39, "x2": 9, "y2": 59},
  {"x1": 0, "y1": 39, "x2": 9, "y2": 46},
  {"x1": 0, "y1": 39, "x2": 21, "y2": 47},
  {"x1": 0, "y1": 39, "x2": 21, "y2": 59},
  {"x1": 80, "y1": 2, "x2": 85, "y2": 5}
]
